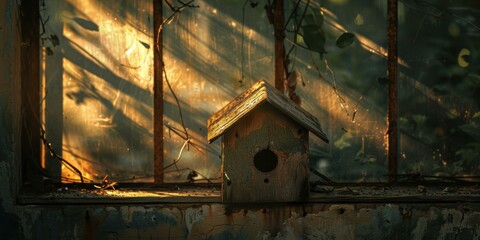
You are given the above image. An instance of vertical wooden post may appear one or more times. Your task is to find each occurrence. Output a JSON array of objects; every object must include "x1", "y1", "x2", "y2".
[
  {"x1": 154, "y1": 0, "x2": 164, "y2": 184},
  {"x1": 274, "y1": 0, "x2": 285, "y2": 92},
  {"x1": 387, "y1": 0, "x2": 398, "y2": 182},
  {"x1": 21, "y1": 0, "x2": 42, "y2": 187}
]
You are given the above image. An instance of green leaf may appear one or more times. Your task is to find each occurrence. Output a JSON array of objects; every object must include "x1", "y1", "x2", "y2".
[
  {"x1": 304, "y1": 14, "x2": 316, "y2": 25},
  {"x1": 46, "y1": 47, "x2": 53, "y2": 56},
  {"x1": 50, "y1": 34, "x2": 59, "y2": 47},
  {"x1": 295, "y1": 33, "x2": 305, "y2": 45},
  {"x1": 334, "y1": 132, "x2": 353, "y2": 150},
  {"x1": 304, "y1": 9, "x2": 323, "y2": 28},
  {"x1": 138, "y1": 40, "x2": 150, "y2": 49},
  {"x1": 301, "y1": 25, "x2": 326, "y2": 53},
  {"x1": 336, "y1": 32, "x2": 355, "y2": 48},
  {"x1": 300, "y1": 9, "x2": 326, "y2": 55}
]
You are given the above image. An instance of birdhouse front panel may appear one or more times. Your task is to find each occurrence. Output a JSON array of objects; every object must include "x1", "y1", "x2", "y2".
[
  {"x1": 222, "y1": 103, "x2": 309, "y2": 203},
  {"x1": 208, "y1": 80, "x2": 328, "y2": 203}
]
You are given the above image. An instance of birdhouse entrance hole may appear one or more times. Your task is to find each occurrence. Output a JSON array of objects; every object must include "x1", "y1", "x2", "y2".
[{"x1": 254, "y1": 149, "x2": 278, "y2": 172}]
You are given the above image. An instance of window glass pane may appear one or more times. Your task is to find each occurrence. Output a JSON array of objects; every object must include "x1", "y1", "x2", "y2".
[
  {"x1": 40, "y1": 0, "x2": 390, "y2": 183},
  {"x1": 398, "y1": 0, "x2": 480, "y2": 177},
  {"x1": 164, "y1": 0, "x2": 389, "y2": 182},
  {"x1": 41, "y1": 0, "x2": 154, "y2": 182},
  {"x1": 292, "y1": 0, "x2": 388, "y2": 182},
  {"x1": 162, "y1": 1, "x2": 274, "y2": 182}
]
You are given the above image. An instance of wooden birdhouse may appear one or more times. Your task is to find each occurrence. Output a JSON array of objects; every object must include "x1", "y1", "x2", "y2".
[{"x1": 208, "y1": 80, "x2": 329, "y2": 203}]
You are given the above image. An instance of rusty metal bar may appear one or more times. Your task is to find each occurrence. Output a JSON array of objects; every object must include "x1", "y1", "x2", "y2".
[
  {"x1": 154, "y1": 0, "x2": 164, "y2": 184},
  {"x1": 274, "y1": 0, "x2": 285, "y2": 92},
  {"x1": 21, "y1": 0, "x2": 42, "y2": 187},
  {"x1": 387, "y1": 0, "x2": 398, "y2": 182}
]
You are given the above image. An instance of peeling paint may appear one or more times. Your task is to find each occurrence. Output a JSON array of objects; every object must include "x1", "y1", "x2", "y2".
[
  {"x1": 437, "y1": 208, "x2": 475, "y2": 240},
  {"x1": 412, "y1": 216, "x2": 429, "y2": 240},
  {"x1": 4, "y1": 198, "x2": 480, "y2": 239},
  {"x1": 185, "y1": 207, "x2": 205, "y2": 234}
]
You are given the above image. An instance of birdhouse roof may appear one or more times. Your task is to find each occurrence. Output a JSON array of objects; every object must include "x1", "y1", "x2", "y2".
[{"x1": 207, "y1": 80, "x2": 329, "y2": 144}]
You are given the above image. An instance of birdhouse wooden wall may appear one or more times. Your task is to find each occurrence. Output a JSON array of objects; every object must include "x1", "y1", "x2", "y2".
[
  {"x1": 208, "y1": 80, "x2": 328, "y2": 203},
  {"x1": 222, "y1": 103, "x2": 310, "y2": 203}
]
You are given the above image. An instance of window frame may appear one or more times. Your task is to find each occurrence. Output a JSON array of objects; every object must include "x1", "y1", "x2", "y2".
[{"x1": 18, "y1": 0, "x2": 480, "y2": 204}]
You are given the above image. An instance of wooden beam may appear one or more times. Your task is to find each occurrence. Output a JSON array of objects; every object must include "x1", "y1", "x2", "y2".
[
  {"x1": 387, "y1": 0, "x2": 398, "y2": 182},
  {"x1": 273, "y1": 0, "x2": 285, "y2": 92},
  {"x1": 21, "y1": 0, "x2": 42, "y2": 188},
  {"x1": 154, "y1": 0, "x2": 164, "y2": 184}
]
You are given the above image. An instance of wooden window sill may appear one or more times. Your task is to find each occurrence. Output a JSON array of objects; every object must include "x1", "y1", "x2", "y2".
[{"x1": 17, "y1": 184, "x2": 480, "y2": 205}]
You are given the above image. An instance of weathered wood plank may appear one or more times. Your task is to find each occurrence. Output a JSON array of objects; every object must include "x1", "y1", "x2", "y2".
[
  {"x1": 222, "y1": 104, "x2": 309, "y2": 203},
  {"x1": 17, "y1": 187, "x2": 480, "y2": 205},
  {"x1": 17, "y1": 189, "x2": 222, "y2": 204},
  {"x1": 387, "y1": 0, "x2": 398, "y2": 182},
  {"x1": 208, "y1": 80, "x2": 328, "y2": 143},
  {"x1": 208, "y1": 80, "x2": 268, "y2": 143},
  {"x1": 154, "y1": 0, "x2": 164, "y2": 183},
  {"x1": 21, "y1": 0, "x2": 42, "y2": 188},
  {"x1": 263, "y1": 82, "x2": 329, "y2": 142}
]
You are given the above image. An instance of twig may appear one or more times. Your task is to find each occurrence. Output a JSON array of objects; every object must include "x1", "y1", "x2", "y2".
[
  {"x1": 185, "y1": 169, "x2": 217, "y2": 183},
  {"x1": 156, "y1": 0, "x2": 198, "y2": 55},
  {"x1": 164, "y1": 138, "x2": 191, "y2": 175},
  {"x1": 162, "y1": 64, "x2": 190, "y2": 140},
  {"x1": 240, "y1": 0, "x2": 249, "y2": 85},
  {"x1": 309, "y1": 52, "x2": 367, "y2": 123},
  {"x1": 40, "y1": 128, "x2": 84, "y2": 183},
  {"x1": 283, "y1": 0, "x2": 302, "y2": 31},
  {"x1": 155, "y1": 1, "x2": 192, "y2": 141},
  {"x1": 296, "y1": 0, "x2": 310, "y2": 23},
  {"x1": 286, "y1": 0, "x2": 310, "y2": 59},
  {"x1": 323, "y1": 57, "x2": 350, "y2": 119},
  {"x1": 39, "y1": 14, "x2": 48, "y2": 36},
  {"x1": 285, "y1": 37, "x2": 310, "y2": 51},
  {"x1": 164, "y1": 124, "x2": 213, "y2": 156},
  {"x1": 94, "y1": 174, "x2": 118, "y2": 190},
  {"x1": 284, "y1": 0, "x2": 312, "y2": 60},
  {"x1": 165, "y1": 124, "x2": 188, "y2": 140},
  {"x1": 351, "y1": 76, "x2": 381, "y2": 123}
]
